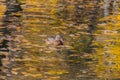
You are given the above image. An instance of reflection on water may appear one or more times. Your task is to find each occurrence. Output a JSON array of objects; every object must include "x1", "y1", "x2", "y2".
[{"x1": 0, "y1": 0, "x2": 120, "y2": 80}]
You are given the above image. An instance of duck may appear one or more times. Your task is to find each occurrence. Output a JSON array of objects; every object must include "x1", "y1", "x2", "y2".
[{"x1": 45, "y1": 34, "x2": 64, "y2": 47}]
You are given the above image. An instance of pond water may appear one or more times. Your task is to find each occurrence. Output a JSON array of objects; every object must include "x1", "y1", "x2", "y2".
[{"x1": 0, "y1": 0, "x2": 120, "y2": 80}]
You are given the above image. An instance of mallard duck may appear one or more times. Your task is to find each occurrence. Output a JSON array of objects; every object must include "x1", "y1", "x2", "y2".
[{"x1": 46, "y1": 34, "x2": 64, "y2": 46}]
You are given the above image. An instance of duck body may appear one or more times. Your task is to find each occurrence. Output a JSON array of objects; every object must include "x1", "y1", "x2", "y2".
[
  {"x1": 46, "y1": 36, "x2": 55, "y2": 46},
  {"x1": 46, "y1": 35, "x2": 64, "y2": 46}
]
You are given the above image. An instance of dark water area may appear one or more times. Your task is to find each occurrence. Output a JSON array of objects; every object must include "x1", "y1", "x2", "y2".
[{"x1": 0, "y1": 0, "x2": 120, "y2": 80}]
